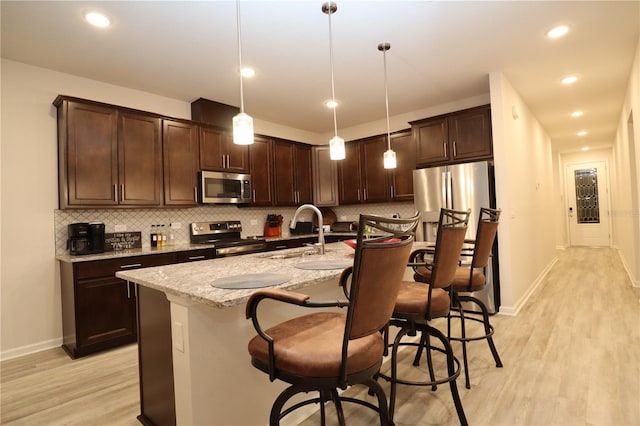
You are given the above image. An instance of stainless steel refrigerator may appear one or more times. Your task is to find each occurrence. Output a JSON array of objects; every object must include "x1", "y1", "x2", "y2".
[{"x1": 413, "y1": 160, "x2": 500, "y2": 313}]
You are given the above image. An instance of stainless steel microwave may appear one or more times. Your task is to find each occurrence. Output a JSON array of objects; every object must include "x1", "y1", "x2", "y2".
[{"x1": 199, "y1": 171, "x2": 252, "y2": 204}]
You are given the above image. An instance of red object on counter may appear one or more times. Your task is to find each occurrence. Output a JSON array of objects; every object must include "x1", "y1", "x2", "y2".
[{"x1": 343, "y1": 238, "x2": 400, "y2": 250}]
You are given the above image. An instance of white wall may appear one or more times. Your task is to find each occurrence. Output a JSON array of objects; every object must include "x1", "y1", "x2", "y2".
[
  {"x1": 489, "y1": 72, "x2": 557, "y2": 314},
  {"x1": 611, "y1": 35, "x2": 640, "y2": 287}
]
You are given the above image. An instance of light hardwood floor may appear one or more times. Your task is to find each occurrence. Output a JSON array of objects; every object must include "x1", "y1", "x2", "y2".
[{"x1": 2, "y1": 247, "x2": 639, "y2": 425}]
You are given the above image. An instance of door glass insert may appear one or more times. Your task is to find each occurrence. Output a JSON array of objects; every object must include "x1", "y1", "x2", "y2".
[{"x1": 574, "y1": 168, "x2": 600, "y2": 223}]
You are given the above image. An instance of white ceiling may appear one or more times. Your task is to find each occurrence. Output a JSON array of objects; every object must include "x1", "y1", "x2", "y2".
[{"x1": 2, "y1": 1, "x2": 638, "y2": 152}]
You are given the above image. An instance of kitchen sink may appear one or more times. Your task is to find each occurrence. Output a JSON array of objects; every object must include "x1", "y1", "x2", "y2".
[
  {"x1": 293, "y1": 259, "x2": 352, "y2": 270},
  {"x1": 258, "y1": 247, "x2": 332, "y2": 259}
]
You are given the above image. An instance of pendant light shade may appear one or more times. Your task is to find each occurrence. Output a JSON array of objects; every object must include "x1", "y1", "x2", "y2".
[
  {"x1": 379, "y1": 42, "x2": 396, "y2": 169},
  {"x1": 323, "y1": 2, "x2": 345, "y2": 160},
  {"x1": 384, "y1": 148, "x2": 397, "y2": 169},
  {"x1": 330, "y1": 135, "x2": 346, "y2": 160},
  {"x1": 233, "y1": 0, "x2": 254, "y2": 145},
  {"x1": 233, "y1": 112, "x2": 254, "y2": 145}
]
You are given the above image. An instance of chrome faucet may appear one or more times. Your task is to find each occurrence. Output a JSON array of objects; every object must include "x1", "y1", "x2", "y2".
[{"x1": 290, "y1": 204, "x2": 325, "y2": 255}]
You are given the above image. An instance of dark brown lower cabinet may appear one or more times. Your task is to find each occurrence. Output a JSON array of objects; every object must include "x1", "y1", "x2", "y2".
[
  {"x1": 60, "y1": 253, "x2": 178, "y2": 359},
  {"x1": 136, "y1": 285, "x2": 175, "y2": 426}
]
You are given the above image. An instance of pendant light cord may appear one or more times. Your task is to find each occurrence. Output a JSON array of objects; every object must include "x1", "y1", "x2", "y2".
[
  {"x1": 327, "y1": 5, "x2": 338, "y2": 138},
  {"x1": 382, "y1": 46, "x2": 391, "y2": 150},
  {"x1": 236, "y1": 0, "x2": 245, "y2": 114}
]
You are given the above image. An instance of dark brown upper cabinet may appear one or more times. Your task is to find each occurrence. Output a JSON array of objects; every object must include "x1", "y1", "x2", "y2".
[
  {"x1": 198, "y1": 126, "x2": 249, "y2": 173},
  {"x1": 337, "y1": 136, "x2": 389, "y2": 204},
  {"x1": 55, "y1": 96, "x2": 162, "y2": 208},
  {"x1": 312, "y1": 146, "x2": 338, "y2": 207},
  {"x1": 389, "y1": 130, "x2": 415, "y2": 201},
  {"x1": 248, "y1": 135, "x2": 274, "y2": 206},
  {"x1": 273, "y1": 139, "x2": 313, "y2": 206},
  {"x1": 412, "y1": 105, "x2": 492, "y2": 167},
  {"x1": 163, "y1": 120, "x2": 199, "y2": 206}
]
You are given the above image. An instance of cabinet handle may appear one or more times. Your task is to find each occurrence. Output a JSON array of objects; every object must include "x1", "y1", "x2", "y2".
[
  {"x1": 113, "y1": 184, "x2": 117, "y2": 202},
  {"x1": 120, "y1": 184, "x2": 125, "y2": 202},
  {"x1": 364, "y1": 188, "x2": 368, "y2": 200},
  {"x1": 227, "y1": 155, "x2": 231, "y2": 168},
  {"x1": 453, "y1": 141, "x2": 457, "y2": 157},
  {"x1": 194, "y1": 187, "x2": 198, "y2": 202},
  {"x1": 120, "y1": 263, "x2": 142, "y2": 269},
  {"x1": 275, "y1": 245, "x2": 287, "y2": 249},
  {"x1": 134, "y1": 283, "x2": 137, "y2": 298},
  {"x1": 444, "y1": 142, "x2": 448, "y2": 158},
  {"x1": 357, "y1": 189, "x2": 360, "y2": 201},
  {"x1": 252, "y1": 189, "x2": 256, "y2": 202},
  {"x1": 188, "y1": 255, "x2": 205, "y2": 260},
  {"x1": 391, "y1": 186, "x2": 395, "y2": 198},
  {"x1": 126, "y1": 282, "x2": 131, "y2": 299}
]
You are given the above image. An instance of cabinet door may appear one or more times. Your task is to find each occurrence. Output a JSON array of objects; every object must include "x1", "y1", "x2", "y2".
[
  {"x1": 414, "y1": 118, "x2": 449, "y2": 166},
  {"x1": 163, "y1": 120, "x2": 199, "y2": 206},
  {"x1": 449, "y1": 107, "x2": 493, "y2": 161},
  {"x1": 118, "y1": 112, "x2": 163, "y2": 206},
  {"x1": 312, "y1": 146, "x2": 338, "y2": 207},
  {"x1": 199, "y1": 126, "x2": 248, "y2": 173},
  {"x1": 249, "y1": 136, "x2": 273, "y2": 206},
  {"x1": 199, "y1": 126, "x2": 226, "y2": 171},
  {"x1": 360, "y1": 136, "x2": 388, "y2": 203},
  {"x1": 63, "y1": 101, "x2": 118, "y2": 207},
  {"x1": 273, "y1": 140, "x2": 296, "y2": 205},
  {"x1": 224, "y1": 136, "x2": 249, "y2": 173},
  {"x1": 294, "y1": 144, "x2": 313, "y2": 204},
  {"x1": 75, "y1": 277, "x2": 137, "y2": 349},
  {"x1": 390, "y1": 131, "x2": 415, "y2": 201},
  {"x1": 337, "y1": 142, "x2": 362, "y2": 204}
]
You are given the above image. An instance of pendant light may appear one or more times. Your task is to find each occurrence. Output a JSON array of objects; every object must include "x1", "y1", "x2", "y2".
[
  {"x1": 379, "y1": 42, "x2": 396, "y2": 169},
  {"x1": 232, "y1": 0, "x2": 254, "y2": 145},
  {"x1": 323, "y1": 2, "x2": 345, "y2": 160}
]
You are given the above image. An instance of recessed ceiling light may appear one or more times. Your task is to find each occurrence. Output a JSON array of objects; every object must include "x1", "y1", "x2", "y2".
[
  {"x1": 85, "y1": 12, "x2": 110, "y2": 28},
  {"x1": 571, "y1": 111, "x2": 584, "y2": 117},
  {"x1": 546, "y1": 25, "x2": 569, "y2": 39},
  {"x1": 581, "y1": 147, "x2": 590, "y2": 151},
  {"x1": 324, "y1": 100, "x2": 339, "y2": 109},
  {"x1": 562, "y1": 75, "x2": 578, "y2": 85},
  {"x1": 240, "y1": 67, "x2": 255, "y2": 78},
  {"x1": 577, "y1": 131, "x2": 588, "y2": 136}
]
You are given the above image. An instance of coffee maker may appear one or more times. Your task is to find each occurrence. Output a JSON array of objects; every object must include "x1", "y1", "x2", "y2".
[{"x1": 67, "y1": 222, "x2": 105, "y2": 255}]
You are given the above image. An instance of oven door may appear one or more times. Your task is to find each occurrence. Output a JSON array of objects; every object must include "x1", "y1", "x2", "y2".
[{"x1": 199, "y1": 171, "x2": 252, "y2": 204}]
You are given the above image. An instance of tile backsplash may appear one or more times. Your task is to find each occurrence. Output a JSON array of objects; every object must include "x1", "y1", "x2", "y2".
[{"x1": 54, "y1": 202, "x2": 415, "y2": 255}]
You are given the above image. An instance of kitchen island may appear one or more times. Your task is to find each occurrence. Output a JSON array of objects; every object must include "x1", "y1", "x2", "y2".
[{"x1": 116, "y1": 242, "x2": 357, "y2": 426}]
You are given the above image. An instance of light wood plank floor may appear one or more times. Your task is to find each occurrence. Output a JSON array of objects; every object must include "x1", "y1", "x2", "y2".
[{"x1": 2, "y1": 247, "x2": 639, "y2": 425}]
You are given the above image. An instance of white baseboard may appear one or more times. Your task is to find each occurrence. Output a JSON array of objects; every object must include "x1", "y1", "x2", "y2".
[
  {"x1": 616, "y1": 248, "x2": 640, "y2": 288},
  {"x1": 498, "y1": 255, "x2": 559, "y2": 316},
  {"x1": 1, "y1": 337, "x2": 62, "y2": 362}
]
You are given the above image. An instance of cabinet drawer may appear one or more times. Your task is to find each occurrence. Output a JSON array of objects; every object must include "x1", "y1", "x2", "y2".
[
  {"x1": 74, "y1": 253, "x2": 177, "y2": 279},
  {"x1": 175, "y1": 249, "x2": 214, "y2": 263}
]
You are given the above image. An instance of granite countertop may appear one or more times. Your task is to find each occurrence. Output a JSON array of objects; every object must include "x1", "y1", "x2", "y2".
[
  {"x1": 115, "y1": 242, "x2": 357, "y2": 309},
  {"x1": 55, "y1": 243, "x2": 218, "y2": 263}
]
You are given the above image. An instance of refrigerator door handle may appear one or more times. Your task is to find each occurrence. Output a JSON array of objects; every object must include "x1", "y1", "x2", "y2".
[{"x1": 445, "y1": 170, "x2": 453, "y2": 209}]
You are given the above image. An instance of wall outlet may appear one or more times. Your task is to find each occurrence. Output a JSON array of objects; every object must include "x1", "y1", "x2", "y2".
[
  {"x1": 114, "y1": 224, "x2": 127, "y2": 232},
  {"x1": 250, "y1": 219, "x2": 258, "y2": 225},
  {"x1": 340, "y1": 216, "x2": 347, "y2": 220},
  {"x1": 171, "y1": 222, "x2": 181, "y2": 229}
]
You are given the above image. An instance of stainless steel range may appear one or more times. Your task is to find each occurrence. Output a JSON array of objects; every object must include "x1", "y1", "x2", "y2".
[{"x1": 190, "y1": 220, "x2": 266, "y2": 257}]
